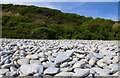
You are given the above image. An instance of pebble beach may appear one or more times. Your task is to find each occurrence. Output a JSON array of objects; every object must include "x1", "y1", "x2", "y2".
[{"x1": 0, "y1": 39, "x2": 119, "y2": 77}]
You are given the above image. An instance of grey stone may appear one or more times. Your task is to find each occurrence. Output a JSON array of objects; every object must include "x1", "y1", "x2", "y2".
[
  {"x1": 6, "y1": 71, "x2": 17, "y2": 76},
  {"x1": 60, "y1": 67, "x2": 73, "y2": 72},
  {"x1": 31, "y1": 64, "x2": 43, "y2": 74},
  {"x1": 30, "y1": 60, "x2": 41, "y2": 64},
  {"x1": 112, "y1": 56, "x2": 119, "y2": 64},
  {"x1": 48, "y1": 56, "x2": 55, "y2": 62},
  {"x1": 10, "y1": 66, "x2": 17, "y2": 72},
  {"x1": 100, "y1": 48, "x2": 110, "y2": 55},
  {"x1": 17, "y1": 58, "x2": 29, "y2": 65},
  {"x1": 0, "y1": 69, "x2": 9, "y2": 75},
  {"x1": 97, "y1": 59, "x2": 106, "y2": 67},
  {"x1": 89, "y1": 57, "x2": 97, "y2": 66},
  {"x1": 54, "y1": 52, "x2": 69, "y2": 64},
  {"x1": 93, "y1": 53, "x2": 103, "y2": 59},
  {"x1": 72, "y1": 61, "x2": 86, "y2": 68},
  {"x1": 66, "y1": 50, "x2": 74, "y2": 57},
  {"x1": 44, "y1": 67, "x2": 59, "y2": 75},
  {"x1": 60, "y1": 62, "x2": 68, "y2": 68},
  {"x1": 26, "y1": 54, "x2": 39, "y2": 60},
  {"x1": 19, "y1": 65, "x2": 37, "y2": 75},
  {"x1": 73, "y1": 68, "x2": 90, "y2": 76},
  {"x1": 19, "y1": 64, "x2": 43, "y2": 75},
  {"x1": 1, "y1": 63, "x2": 14, "y2": 69},
  {"x1": 42, "y1": 61, "x2": 55, "y2": 68},
  {"x1": 55, "y1": 72, "x2": 72, "y2": 76},
  {"x1": 109, "y1": 64, "x2": 119, "y2": 73}
]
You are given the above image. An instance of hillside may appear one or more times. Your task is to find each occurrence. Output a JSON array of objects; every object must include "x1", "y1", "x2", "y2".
[{"x1": 1, "y1": 4, "x2": 120, "y2": 40}]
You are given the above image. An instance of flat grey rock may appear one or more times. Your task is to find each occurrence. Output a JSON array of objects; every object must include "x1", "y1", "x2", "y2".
[
  {"x1": 19, "y1": 64, "x2": 37, "y2": 75},
  {"x1": 100, "y1": 48, "x2": 110, "y2": 55},
  {"x1": 44, "y1": 67, "x2": 59, "y2": 75},
  {"x1": 1, "y1": 63, "x2": 14, "y2": 69},
  {"x1": 73, "y1": 68, "x2": 90, "y2": 76},
  {"x1": 93, "y1": 53, "x2": 103, "y2": 59},
  {"x1": 31, "y1": 64, "x2": 43, "y2": 74},
  {"x1": 6, "y1": 71, "x2": 17, "y2": 76},
  {"x1": 0, "y1": 69, "x2": 9, "y2": 75},
  {"x1": 54, "y1": 52, "x2": 69, "y2": 64},
  {"x1": 30, "y1": 60, "x2": 41, "y2": 64},
  {"x1": 19, "y1": 64, "x2": 43, "y2": 75},
  {"x1": 109, "y1": 64, "x2": 119, "y2": 73},
  {"x1": 42, "y1": 61, "x2": 55, "y2": 68},
  {"x1": 66, "y1": 50, "x2": 74, "y2": 57}
]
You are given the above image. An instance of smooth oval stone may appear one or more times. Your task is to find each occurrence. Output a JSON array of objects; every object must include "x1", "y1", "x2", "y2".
[
  {"x1": 73, "y1": 68, "x2": 90, "y2": 76},
  {"x1": 112, "y1": 56, "x2": 119, "y2": 64},
  {"x1": 93, "y1": 53, "x2": 103, "y2": 59},
  {"x1": 30, "y1": 60, "x2": 41, "y2": 65},
  {"x1": 72, "y1": 61, "x2": 85, "y2": 68},
  {"x1": 17, "y1": 58, "x2": 29, "y2": 65},
  {"x1": 60, "y1": 62, "x2": 68, "y2": 68},
  {"x1": 0, "y1": 69, "x2": 9, "y2": 75},
  {"x1": 90, "y1": 47, "x2": 97, "y2": 52},
  {"x1": 47, "y1": 51, "x2": 53, "y2": 56},
  {"x1": 89, "y1": 57, "x2": 97, "y2": 66},
  {"x1": 97, "y1": 59, "x2": 106, "y2": 67},
  {"x1": 60, "y1": 67, "x2": 73, "y2": 72},
  {"x1": 68, "y1": 61, "x2": 76, "y2": 65},
  {"x1": 77, "y1": 54, "x2": 85, "y2": 58},
  {"x1": 26, "y1": 54, "x2": 39, "y2": 60},
  {"x1": 44, "y1": 67, "x2": 59, "y2": 75}
]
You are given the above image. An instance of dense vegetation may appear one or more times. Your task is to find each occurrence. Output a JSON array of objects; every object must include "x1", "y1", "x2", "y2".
[{"x1": 1, "y1": 4, "x2": 120, "y2": 40}]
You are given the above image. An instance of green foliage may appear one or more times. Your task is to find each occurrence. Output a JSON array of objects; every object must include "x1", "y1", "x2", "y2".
[{"x1": 2, "y1": 4, "x2": 120, "y2": 40}]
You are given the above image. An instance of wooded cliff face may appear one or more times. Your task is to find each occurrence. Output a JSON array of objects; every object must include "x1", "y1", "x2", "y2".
[{"x1": 1, "y1": 4, "x2": 120, "y2": 40}]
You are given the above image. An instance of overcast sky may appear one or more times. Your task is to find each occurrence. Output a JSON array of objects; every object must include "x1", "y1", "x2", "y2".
[{"x1": 1, "y1": 1, "x2": 119, "y2": 21}]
